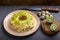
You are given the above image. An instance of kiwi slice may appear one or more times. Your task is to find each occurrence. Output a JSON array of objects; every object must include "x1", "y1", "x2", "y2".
[
  {"x1": 50, "y1": 24, "x2": 57, "y2": 31},
  {"x1": 46, "y1": 17, "x2": 54, "y2": 23}
]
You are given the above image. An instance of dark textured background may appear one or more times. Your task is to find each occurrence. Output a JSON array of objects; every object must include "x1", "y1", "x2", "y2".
[
  {"x1": 0, "y1": 6, "x2": 60, "y2": 40},
  {"x1": 0, "y1": 0, "x2": 60, "y2": 6}
]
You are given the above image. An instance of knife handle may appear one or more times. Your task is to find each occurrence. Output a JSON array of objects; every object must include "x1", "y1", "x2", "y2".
[{"x1": 42, "y1": 7, "x2": 59, "y2": 12}]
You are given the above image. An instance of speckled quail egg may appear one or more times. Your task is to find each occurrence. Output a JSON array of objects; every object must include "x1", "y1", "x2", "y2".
[
  {"x1": 50, "y1": 15, "x2": 53, "y2": 17},
  {"x1": 45, "y1": 11, "x2": 50, "y2": 15},
  {"x1": 37, "y1": 12, "x2": 42, "y2": 17},
  {"x1": 40, "y1": 15, "x2": 46, "y2": 20}
]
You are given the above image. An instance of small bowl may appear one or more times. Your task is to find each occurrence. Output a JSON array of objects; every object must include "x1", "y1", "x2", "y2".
[{"x1": 3, "y1": 10, "x2": 40, "y2": 36}]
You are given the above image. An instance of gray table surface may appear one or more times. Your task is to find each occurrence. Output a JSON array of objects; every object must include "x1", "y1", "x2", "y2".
[{"x1": 0, "y1": 6, "x2": 60, "y2": 40}]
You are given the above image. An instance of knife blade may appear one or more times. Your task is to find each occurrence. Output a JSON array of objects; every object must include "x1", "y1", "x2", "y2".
[{"x1": 20, "y1": 8, "x2": 41, "y2": 11}]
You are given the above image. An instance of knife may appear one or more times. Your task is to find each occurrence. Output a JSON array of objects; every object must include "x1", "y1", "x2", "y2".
[{"x1": 20, "y1": 7, "x2": 59, "y2": 13}]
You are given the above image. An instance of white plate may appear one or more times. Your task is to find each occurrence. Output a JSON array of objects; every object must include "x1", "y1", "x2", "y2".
[{"x1": 3, "y1": 10, "x2": 40, "y2": 36}]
